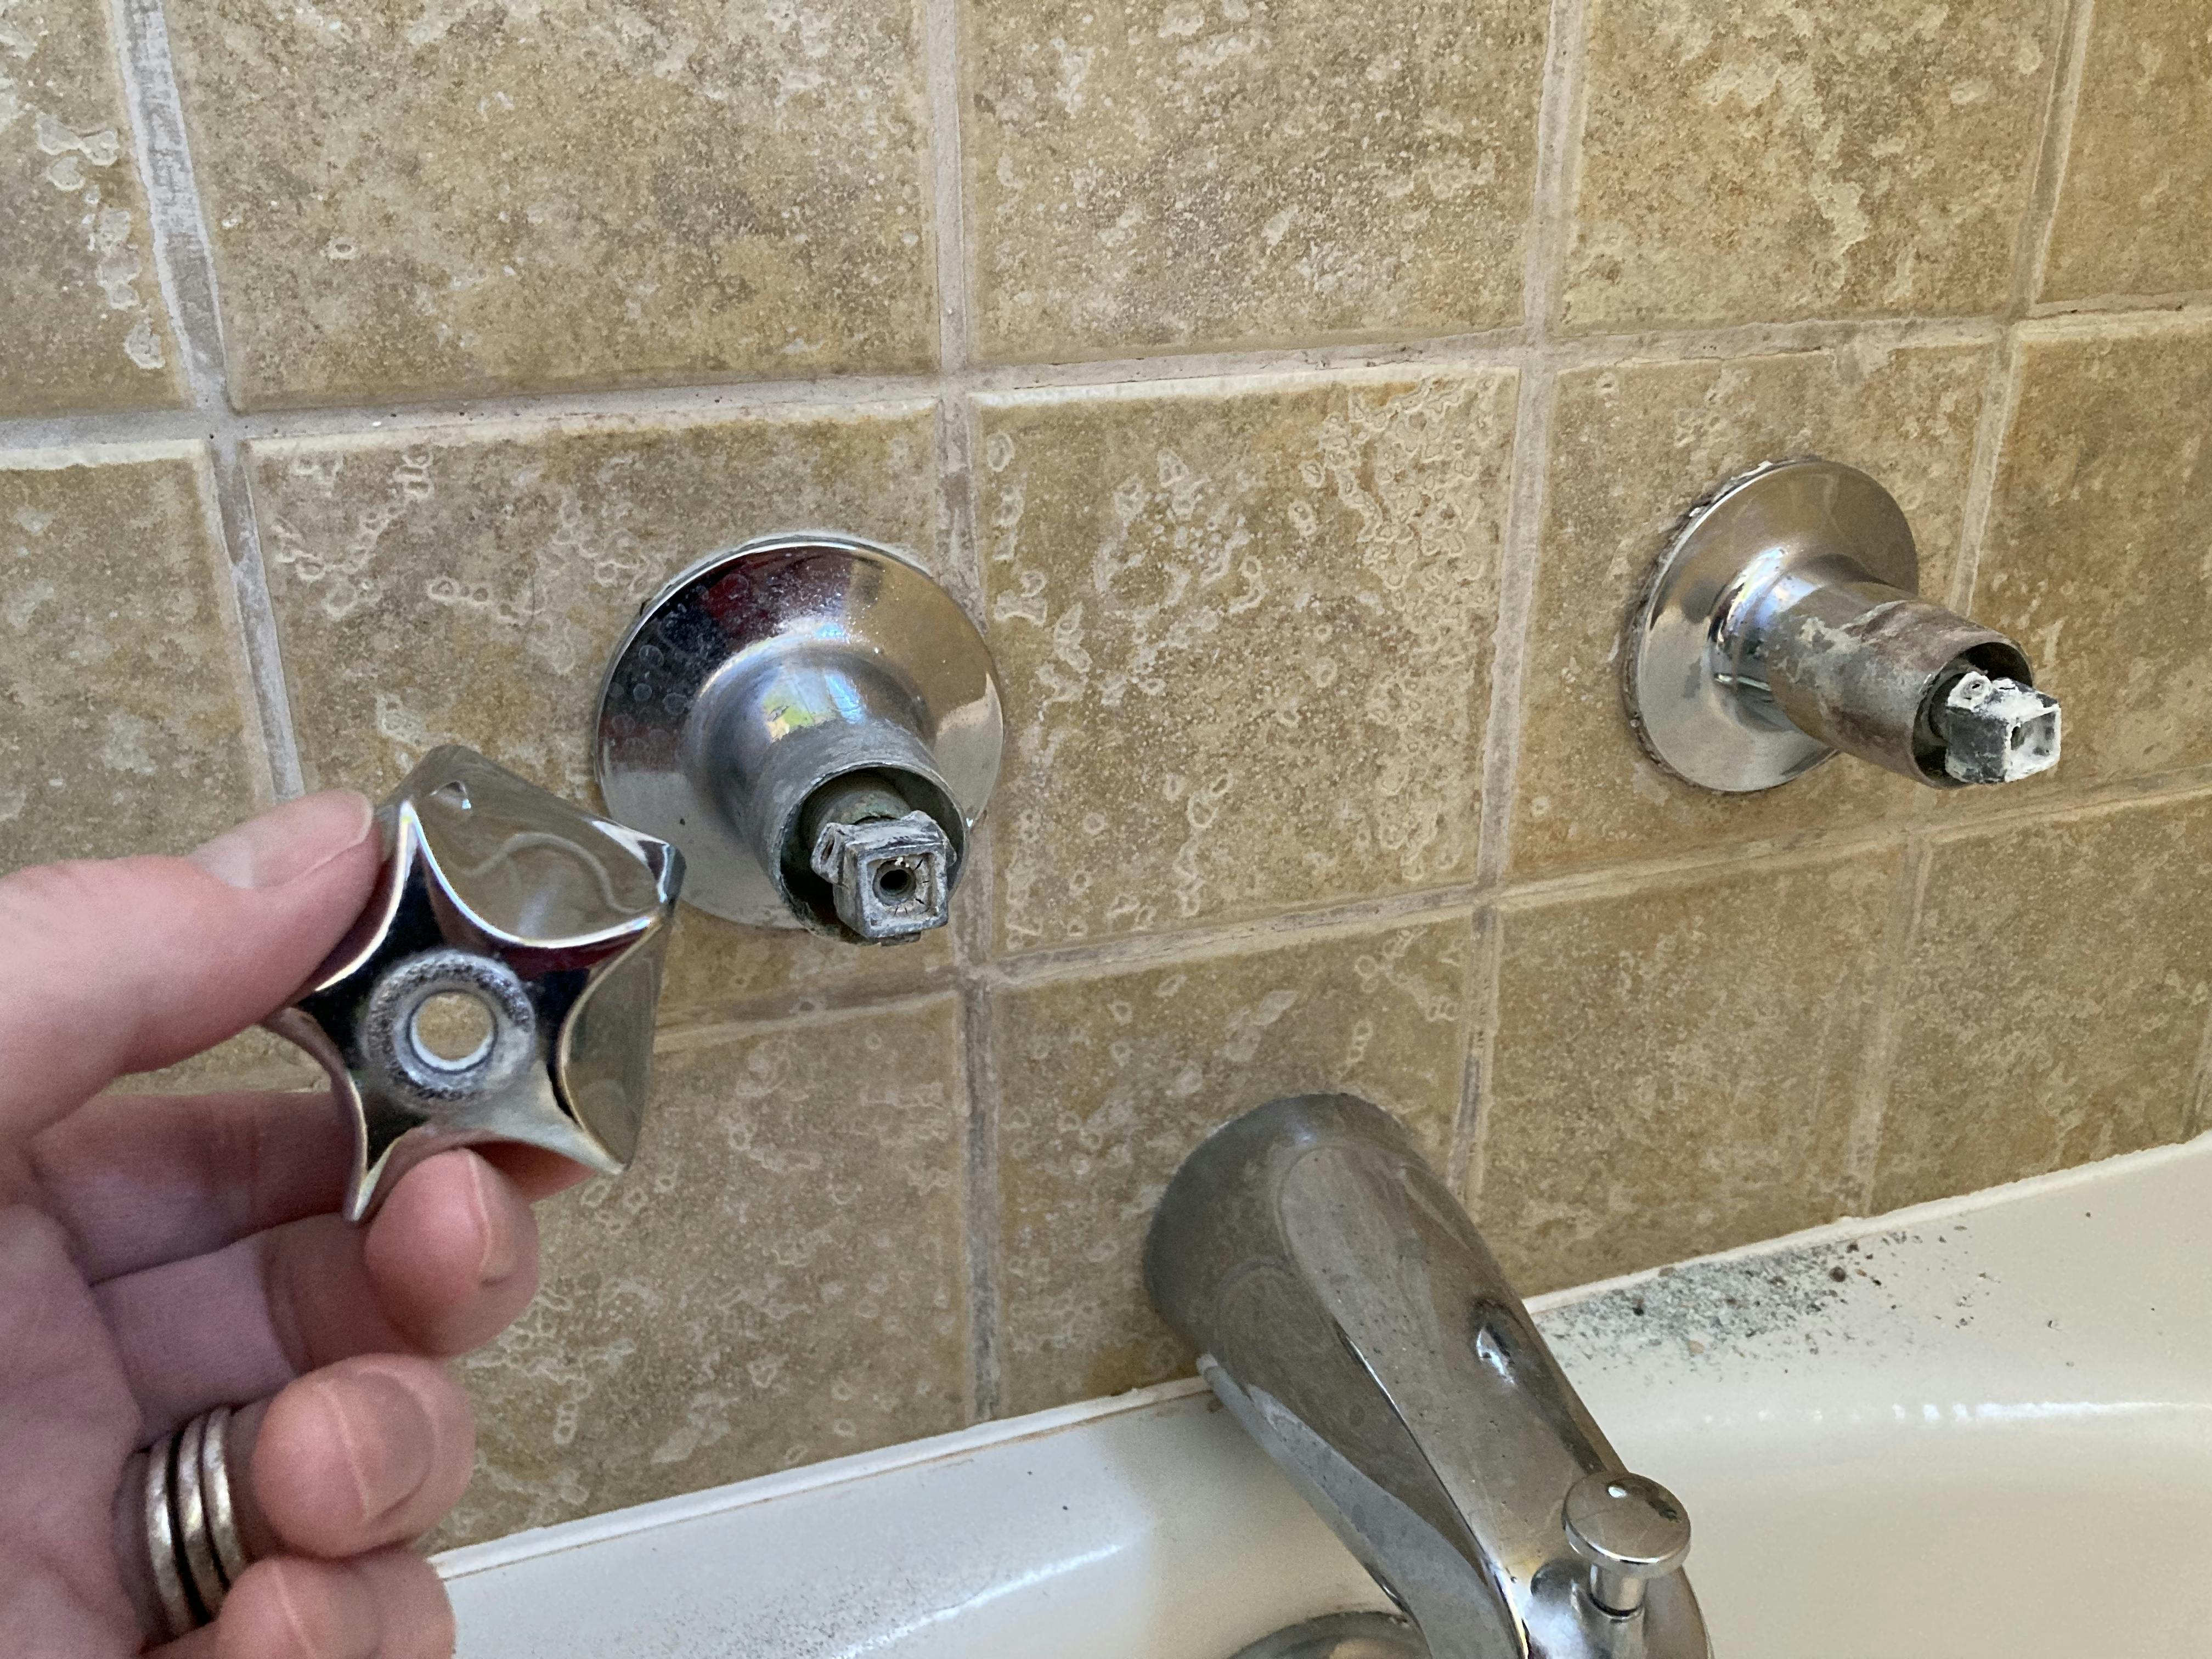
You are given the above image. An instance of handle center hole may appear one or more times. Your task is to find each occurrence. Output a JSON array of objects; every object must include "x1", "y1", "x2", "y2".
[{"x1": 410, "y1": 990, "x2": 496, "y2": 1070}]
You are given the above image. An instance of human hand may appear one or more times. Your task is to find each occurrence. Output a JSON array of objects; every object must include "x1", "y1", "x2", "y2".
[{"x1": 0, "y1": 792, "x2": 586, "y2": 1657}]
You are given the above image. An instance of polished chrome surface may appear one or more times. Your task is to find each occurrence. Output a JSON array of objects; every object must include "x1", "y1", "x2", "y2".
[
  {"x1": 594, "y1": 532, "x2": 1002, "y2": 940},
  {"x1": 1627, "y1": 457, "x2": 2062, "y2": 792},
  {"x1": 1227, "y1": 1613, "x2": 1428, "y2": 1659},
  {"x1": 1147, "y1": 1096, "x2": 1709, "y2": 1659},
  {"x1": 268, "y1": 745, "x2": 682, "y2": 1222},
  {"x1": 1562, "y1": 1472, "x2": 1691, "y2": 1615}
]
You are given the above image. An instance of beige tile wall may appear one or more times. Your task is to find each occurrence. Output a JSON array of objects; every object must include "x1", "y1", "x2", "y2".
[{"x1": 5, "y1": 0, "x2": 2209, "y2": 1548}]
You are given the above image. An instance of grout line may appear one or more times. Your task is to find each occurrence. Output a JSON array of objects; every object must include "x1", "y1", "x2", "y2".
[
  {"x1": 917, "y1": 0, "x2": 996, "y2": 1420},
  {"x1": 2012, "y1": 0, "x2": 2097, "y2": 315},
  {"x1": 2030, "y1": 285, "x2": 2212, "y2": 321},
  {"x1": 1452, "y1": 905, "x2": 1503, "y2": 1207},
  {"x1": 1920, "y1": 763, "x2": 2212, "y2": 839},
  {"x1": 1472, "y1": 365, "x2": 1555, "y2": 888},
  {"x1": 2015, "y1": 301, "x2": 2212, "y2": 342},
  {"x1": 105, "y1": 0, "x2": 306, "y2": 795},
  {"x1": 934, "y1": 394, "x2": 985, "y2": 627},
  {"x1": 209, "y1": 441, "x2": 304, "y2": 796},
  {"x1": 627, "y1": 765, "x2": 2212, "y2": 1049},
  {"x1": 1870, "y1": 0, "x2": 2093, "y2": 1190},
  {"x1": 972, "y1": 761, "x2": 2212, "y2": 990},
  {"x1": 185, "y1": 445, "x2": 271, "y2": 801},
  {"x1": 2188, "y1": 982, "x2": 2212, "y2": 1142},
  {"x1": 921, "y1": 0, "x2": 973, "y2": 376},
  {"x1": 1522, "y1": 0, "x2": 1593, "y2": 341},
  {"x1": 35, "y1": 305, "x2": 2212, "y2": 462},
  {"x1": 1843, "y1": 838, "x2": 1931, "y2": 1209},
  {"x1": 1458, "y1": 0, "x2": 1587, "y2": 1188},
  {"x1": 958, "y1": 977, "x2": 1003, "y2": 1422},
  {"x1": 107, "y1": 0, "x2": 223, "y2": 406},
  {"x1": 651, "y1": 987, "x2": 960, "y2": 1053},
  {"x1": 968, "y1": 886, "x2": 1492, "y2": 989},
  {"x1": 949, "y1": 814, "x2": 995, "y2": 975},
  {"x1": 637, "y1": 761, "x2": 2212, "y2": 1042},
  {"x1": 1942, "y1": 333, "x2": 2026, "y2": 624}
]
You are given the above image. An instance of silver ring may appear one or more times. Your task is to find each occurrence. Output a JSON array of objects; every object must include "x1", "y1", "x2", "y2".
[
  {"x1": 140, "y1": 1404, "x2": 253, "y2": 1638},
  {"x1": 143, "y1": 1429, "x2": 194, "y2": 1639},
  {"x1": 203, "y1": 1405, "x2": 251, "y2": 1588},
  {"x1": 174, "y1": 1412, "x2": 224, "y2": 1618}
]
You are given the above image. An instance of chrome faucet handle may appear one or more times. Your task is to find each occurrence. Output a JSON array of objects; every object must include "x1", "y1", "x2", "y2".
[
  {"x1": 1564, "y1": 1471, "x2": 1692, "y2": 1616},
  {"x1": 594, "y1": 533, "x2": 1002, "y2": 943},
  {"x1": 1627, "y1": 457, "x2": 2063, "y2": 793},
  {"x1": 266, "y1": 745, "x2": 682, "y2": 1223}
]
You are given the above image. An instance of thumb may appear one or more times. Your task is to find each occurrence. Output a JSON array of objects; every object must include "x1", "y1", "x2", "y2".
[{"x1": 0, "y1": 791, "x2": 380, "y2": 1139}]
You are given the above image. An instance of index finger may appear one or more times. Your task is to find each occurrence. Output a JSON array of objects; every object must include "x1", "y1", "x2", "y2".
[{"x1": 0, "y1": 792, "x2": 379, "y2": 1148}]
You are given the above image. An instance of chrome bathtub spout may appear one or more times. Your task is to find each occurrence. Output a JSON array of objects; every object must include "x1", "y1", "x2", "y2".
[{"x1": 1147, "y1": 1096, "x2": 1709, "y2": 1659}]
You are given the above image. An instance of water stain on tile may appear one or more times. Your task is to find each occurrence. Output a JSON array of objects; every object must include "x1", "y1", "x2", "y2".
[
  {"x1": 1511, "y1": 343, "x2": 1989, "y2": 877},
  {"x1": 162, "y1": 0, "x2": 935, "y2": 407},
  {"x1": 992, "y1": 915, "x2": 1471, "y2": 1414},
  {"x1": 440, "y1": 997, "x2": 968, "y2": 1544},
  {"x1": 0, "y1": 0, "x2": 183, "y2": 415},
  {"x1": 964, "y1": 0, "x2": 1547, "y2": 360},
  {"x1": 1482, "y1": 847, "x2": 1900, "y2": 1295},
  {"x1": 657, "y1": 905, "x2": 956, "y2": 1031},
  {"x1": 976, "y1": 369, "x2": 1514, "y2": 954},
  {"x1": 2041, "y1": 0, "x2": 2212, "y2": 303},
  {"x1": 1561, "y1": 0, "x2": 2057, "y2": 331},
  {"x1": 1874, "y1": 791, "x2": 2212, "y2": 1212},
  {"x1": 0, "y1": 447, "x2": 262, "y2": 871},
  {"x1": 1963, "y1": 318, "x2": 2212, "y2": 799}
]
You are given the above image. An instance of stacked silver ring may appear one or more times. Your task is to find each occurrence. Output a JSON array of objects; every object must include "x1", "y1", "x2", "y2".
[{"x1": 143, "y1": 1404, "x2": 253, "y2": 1638}]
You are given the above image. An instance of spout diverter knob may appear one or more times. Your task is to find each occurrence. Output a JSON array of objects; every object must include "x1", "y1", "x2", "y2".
[
  {"x1": 1563, "y1": 1471, "x2": 1692, "y2": 1616},
  {"x1": 1626, "y1": 458, "x2": 2062, "y2": 793},
  {"x1": 266, "y1": 746, "x2": 683, "y2": 1223}
]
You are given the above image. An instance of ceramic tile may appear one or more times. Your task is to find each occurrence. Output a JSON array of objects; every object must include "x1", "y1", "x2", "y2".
[
  {"x1": 1482, "y1": 847, "x2": 1900, "y2": 1294},
  {"x1": 992, "y1": 914, "x2": 1472, "y2": 1413},
  {"x1": 1966, "y1": 319, "x2": 2212, "y2": 798},
  {"x1": 442, "y1": 996, "x2": 968, "y2": 1543},
  {"x1": 0, "y1": 0, "x2": 184, "y2": 415},
  {"x1": 963, "y1": 0, "x2": 1547, "y2": 360},
  {"x1": 1560, "y1": 0, "x2": 2058, "y2": 331},
  {"x1": 2042, "y1": 0, "x2": 2212, "y2": 303},
  {"x1": 1511, "y1": 343, "x2": 1990, "y2": 874},
  {"x1": 1874, "y1": 792, "x2": 2212, "y2": 1210},
  {"x1": 161, "y1": 0, "x2": 935, "y2": 408},
  {"x1": 253, "y1": 403, "x2": 946, "y2": 1018},
  {"x1": 0, "y1": 446, "x2": 261, "y2": 871},
  {"x1": 975, "y1": 369, "x2": 1515, "y2": 953}
]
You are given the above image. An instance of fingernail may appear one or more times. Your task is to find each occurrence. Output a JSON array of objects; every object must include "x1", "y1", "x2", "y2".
[
  {"x1": 326, "y1": 1368, "x2": 437, "y2": 1526},
  {"x1": 189, "y1": 791, "x2": 374, "y2": 890},
  {"x1": 469, "y1": 1155, "x2": 521, "y2": 1286}
]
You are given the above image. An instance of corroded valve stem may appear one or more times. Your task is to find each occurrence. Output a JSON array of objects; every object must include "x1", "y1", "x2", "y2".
[
  {"x1": 800, "y1": 772, "x2": 953, "y2": 942},
  {"x1": 1932, "y1": 669, "x2": 2062, "y2": 785}
]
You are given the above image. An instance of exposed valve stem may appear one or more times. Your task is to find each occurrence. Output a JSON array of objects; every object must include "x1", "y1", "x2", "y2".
[
  {"x1": 800, "y1": 772, "x2": 954, "y2": 943},
  {"x1": 1932, "y1": 669, "x2": 2062, "y2": 785}
]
